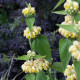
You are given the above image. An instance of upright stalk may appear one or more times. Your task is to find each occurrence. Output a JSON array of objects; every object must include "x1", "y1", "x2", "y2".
[
  {"x1": 71, "y1": 15, "x2": 74, "y2": 25},
  {"x1": 54, "y1": 70, "x2": 57, "y2": 80}
]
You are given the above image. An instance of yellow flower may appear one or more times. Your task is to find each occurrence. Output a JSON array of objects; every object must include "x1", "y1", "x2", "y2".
[
  {"x1": 31, "y1": 66, "x2": 35, "y2": 73},
  {"x1": 37, "y1": 27, "x2": 41, "y2": 33},
  {"x1": 73, "y1": 1, "x2": 79, "y2": 10},
  {"x1": 31, "y1": 8, "x2": 35, "y2": 14},
  {"x1": 65, "y1": 15, "x2": 71, "y2": 22},
  {"x1": 21, "y1": 65, "x2": 27, "y2": 73},
  {"x1": 22, "y1": 3, "x2": 35, "y2": 17},
  {"x1": 64, "y1": 64, "x2": 77, "y2": 80},
  {"x1": 21, "y1": 58, "x2": 50, "y2": 73},
  {"x1": 27, "y1": 50, "x2": 36, "y2": 59},
  {"x1": 73, "y1": 41, "x2": 79, "y2": 49},
  {"x1": 22, "y1": 8, "x2": 28, "y2": 16},
  {"x1": 24, "y1": 26, "x2": 41, "y2": 39},
  {"x1": 69, "y1": 41, "x2": 80, "y2": 62},
  {"x1": 77, "y1": 54, "x2": 80, "y2": 61},
  {"x1": 64, "y1": 0, "x2": 72, "y2": 10},
  {"x1": 67, "y1": 76, "x2": 71, "y2": 80},
  {"x1": 64, "y1": 0, "x2": 79, "y2": 15},
  {"x1": 71, "y1": 33, "x2": 76, "y2": 38},
  {"x1": 58, "y1": 15, "x2": 80, "y2": 39}
]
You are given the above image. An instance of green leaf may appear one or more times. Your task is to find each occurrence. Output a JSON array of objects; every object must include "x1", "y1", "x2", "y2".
[
  {"x1": 74, "y1": 13, "x2": 80, "y2": 21},
  {"x1": 59, "y1": 39, "x2": 72, "y2": 70},
  {"x1": 25, "y1": 17, "x2": 35, "y2": 32},
  {"x1": 34, "y1": 55, "x2": 46, "y2": 59},
  {"x1": 36, "y1": 71, "x2": 47, "y2": 80},
  {"x1": 52, "y1": 10, "x2": 67, "y2": 15},
  {"x1": 16, "y1": 55, "x2": 29, "y2": 61},
  {"x1": 26, "y1": 74, "x2": 35, "y2": 80},
  {"x1": 2, "y1": 54, "x2": 8, "y2": 62},
  {"x1": 74, "y1": 60, "x2": 80, "y2": 80},
  {"x1": 25, "y1": 2, "x2": 28, "y2": 6},
  {"x1": 50, "y1": 62, "x2": 64, "y2": 73},
  {"x1": 53, "y1": 0, "x2": 65, "y2": 10},
  {"x1": 72, "y1": 0, "x2": 80, "y2": 3},
  {"x1": 57, "y1": 24, "x2": 75, "y2": 32},
  {"x1": 31, "y1": 36, "x2": 51, "y2": 62}
]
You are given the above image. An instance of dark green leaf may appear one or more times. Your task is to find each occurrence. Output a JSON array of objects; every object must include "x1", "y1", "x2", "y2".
[
  {"x1": 74, "y1": 13, "x2": 80, "y2": 21},
  {"x1": 74, "y1": 60, "x2": 80, "y2": 80},
  {"x1": 34, "y1": 55, "x2": 46, "y2": 59},
  {"x1": 59, "y1": 39, "x2": 72, "y2": 70},
  {"x1": 25, "y1": 17, "x2": 35, "y2": 32},
  {"x1": 50, "y1": 62, "x2": 64, "y2": 73},
  {"x1": 16, "y1": 55, "x2": 29, "y2": 61},
  {"x1": 31, "y1": 36, "x2": 51, "y2": 62},
  {"x1": 26, "y1": 74, "x2": 35, "y2": 80},
  {"x1": 36, "y1": 71, "x2": 47, "y2": 80},
  {"x1": 53, "y1": 0, "x2": 65, "y2": 10},
  {"x1": 52, "y1": 10, "x2": 67, "y2": 15},
  {"x1": 57, "y1": 24, "x2": 75, "y2": 32}
]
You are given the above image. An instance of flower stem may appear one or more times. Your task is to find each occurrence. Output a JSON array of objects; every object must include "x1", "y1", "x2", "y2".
[
  {"x1": 54, "y1": 70, "x2": 57, "y2": 80},
  {"x1": 29, "y1": 39, "x2": 32, "y2": 50},
  {"x1": 71, "y1": 15, "x2": 74, "y2": 25}
]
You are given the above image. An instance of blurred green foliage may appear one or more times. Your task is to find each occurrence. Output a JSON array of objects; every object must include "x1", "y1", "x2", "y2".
[{"x1": 0, "y1": 8, "x2": 8, "y2": 25}]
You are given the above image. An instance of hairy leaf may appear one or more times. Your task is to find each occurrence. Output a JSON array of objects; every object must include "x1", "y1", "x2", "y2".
[
  {"x1": 26, "y1": 74, "x2": 35, "y2": 80},
  {"x1": 74, "y1": 60, "x2": 80, "y2": 80},
  {"x1": 52, "y1": 10, "x2": 67, "y2": 15},
  {"x1": 74, "y1": 13, "x2": 80, "y2": 21},
  {"x1": 16, "y1": 55, "x2": 29, "y2": 61},
  {"x1": 34, "y1": 55, "x2": 46, "y2": 59},
  {"x1": 57, "y1": 24, "x2": 75, "y2": 32},
  {"x1": 31, "y1": 36, "x2": 51, "y2": 62},
  {"x1": 59, "y1": 39, "x2": 72, "y2": 70},
  {"x1": 50, "y1": 62, "x2": 64, "y2": 73},
  {"x1": 25, "y1": 17, "x2": 35, "y2": 32},
  {"x1": 53, "y1": 0, "x2": 65, "y2": 10},
  {"x1": 36, "y1": 71, "x2": 47, "y2": 80}
]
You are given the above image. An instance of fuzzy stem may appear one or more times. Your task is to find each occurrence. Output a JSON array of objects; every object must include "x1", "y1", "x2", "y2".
[
  {"x1": 29, "y1": 39, "x2": 32, "y2": 50},
  {"x1": 54, "y1": 70, "x2": 57, "y2": 80},
  {"x1": 71, "y1": 15, "x2": 74, "y2": 25}
]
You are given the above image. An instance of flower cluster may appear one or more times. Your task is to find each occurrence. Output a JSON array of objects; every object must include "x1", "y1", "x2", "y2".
[
  {"x1": 64, "y1": 64, "x2": 77, "y2": 80},
  {"x1": 27, "y1": 50, "x2": 36, "y2": 59},
  {"x1": 59, "y1": 15, "x2": 80, "y2": 38},
  {"x1": 65, "y1": 14, "x2": 72, "y2": 23},
  {"x1": 69, "y1": 41, "x2": 80, "y2": 62},
  {"x1": 22, "y1": 3, "x2": 35, "y2": 17},
  {"x1": 24, "y1": 26, "x2": 41, "y2": 39},
  {"x1": 59, "y1": 27, "x2": 77, "y2": 38},
  {"x1": 21, "y1": 59, "x2": 50, "y2": 73},
  {"x1": 64, "y1": 0, "x2": 79, "y2": 15}
]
